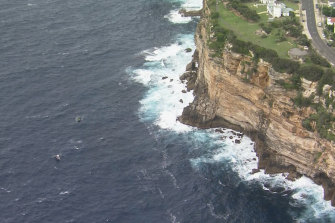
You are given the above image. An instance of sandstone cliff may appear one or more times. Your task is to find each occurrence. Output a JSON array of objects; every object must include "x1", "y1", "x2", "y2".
[{"x1": 180, "y1": 0, "x2": 335, "y2": 205}]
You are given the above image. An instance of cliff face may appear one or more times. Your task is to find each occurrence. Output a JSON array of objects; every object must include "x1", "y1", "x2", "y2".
[{"x1": 180, "y1": 1, "x2": 335, "y2": 205}]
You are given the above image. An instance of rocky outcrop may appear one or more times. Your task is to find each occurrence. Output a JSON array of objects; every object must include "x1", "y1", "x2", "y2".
[
  {"x1": 180, "y1": 0, "x2": 335, "y2": 205},
  {"x1": 179, "y1": 9, "x2": 202, "y2": 17}
]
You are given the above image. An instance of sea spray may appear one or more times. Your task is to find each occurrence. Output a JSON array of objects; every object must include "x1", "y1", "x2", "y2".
[
  {"x1": 130, "y1": 34, "x2": 196, "y2": 132},
  {"x1": 164, "y1": 0, "x2": 202, "y2": 24}
]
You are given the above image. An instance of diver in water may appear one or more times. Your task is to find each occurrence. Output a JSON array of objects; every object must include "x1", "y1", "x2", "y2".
[{"x1": 55, "y1": 154, "x2": 61, "y2": 161}]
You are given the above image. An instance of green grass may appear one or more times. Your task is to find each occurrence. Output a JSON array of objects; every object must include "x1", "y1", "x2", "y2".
[
  {"x1": 244, "y1": 3, "x2": 267, "y2": 14},
  {"x1": 216, "y1": 5, "x2": 296, "y2": 58},
  {"x1": 282, "y1": 0, "x2": 299, "y2": 11}
]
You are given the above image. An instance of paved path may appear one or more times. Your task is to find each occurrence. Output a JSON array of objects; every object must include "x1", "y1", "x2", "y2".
[{"x1": 302, "y1": 0, "x2": 335, "y2": 65}]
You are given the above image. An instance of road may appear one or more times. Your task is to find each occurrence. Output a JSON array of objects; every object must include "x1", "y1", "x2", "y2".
[{"x1": 302, "y1": 0, "x2": 335, "y2": 65}]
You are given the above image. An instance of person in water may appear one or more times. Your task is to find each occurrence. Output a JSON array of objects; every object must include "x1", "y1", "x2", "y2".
[{"x1": 55, "y1": 154, "x2": 61, "y2": 161}]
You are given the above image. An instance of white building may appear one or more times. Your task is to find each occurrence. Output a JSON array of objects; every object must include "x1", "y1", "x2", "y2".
[
  {"x1": 328, "y1": 0, "x2": 335, "y2": 7},
  {"x1": 262, "y1": 0, "x2": 293, "y2": 18},
  {"x1": 267, "y1": 0, "x2": 283, "y2": 18}
]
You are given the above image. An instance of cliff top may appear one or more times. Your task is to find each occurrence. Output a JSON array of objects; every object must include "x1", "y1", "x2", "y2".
[{"x1": 204, "y1": 0, "x2": 335, "y2": 142}]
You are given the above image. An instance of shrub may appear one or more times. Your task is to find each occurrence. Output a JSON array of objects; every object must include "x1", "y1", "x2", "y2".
[
  {"x1": 298, "y1": 65, "x2": 324, "y2": 81},
  {"x1": 322, "y1": 6, "x2": 335, "y2": 17},
  {"x1": 302, "y1": 106, "x2": 335, "y2": 141},
  {"x1": 211, "y1": 12, "x2": 220, "y2": 19},
  {"x1": 275, "y1": 29, "x2": 287, "y2": 42},
  {"x1": 276, "y1": 79, "x2": 296, "y2": 90},
  {"x1": 231, "y1": 39, "x2": 251, "y2": 55},
  {"x1": 326, "y1": 24, "x2": 334, "y2": 32},
  {"x1": 270, "y1": 20, "x2": 282, "y2": 28},
  {"x1": 272, "y1": 58, "x2": 300, "y2": 74},
  {"x1": 317, "y1": 69, "x2": 335, "y2": 95},
  {"x1": 290, "y1": 73, "x2": 302, "y2": 89},
  {"x1": 309, "y1": 51, "x2": 331, "y2": 68},
  {"x1": 260, "y1": 23, "x2": 272, "y2": 34},
  {"x1": 297, "y1": 34, "x2": 310, "y2": 47},
  {"x1": 209, "y1": 41, "x2": 225, "y2": 53},
  {"x1": 302, "y1": 118, "x2": 313, "y2": 131},
  {"x1": 229, "y1": 0, "x2": 260, "y2": 22},
  {"x1": 293, "y1": 91, "x2": 313, "y2": 107},
  {"x1": 250, "y1": 45, "x2": 278, "y2": 62}
]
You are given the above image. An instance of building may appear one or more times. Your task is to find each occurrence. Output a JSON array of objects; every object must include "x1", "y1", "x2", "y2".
[
  {"x1": 267, "y1": 0, "x2": 282, "y2": 18},
  {"x1": 263, "y1": 0, "x2": 294, "y2": 18},
  {"x1": 328, "y1": 0, "x2": 335, "y2": 7},
  {"x1": 327, "y1": 17, "x2": 335, "y2": 25},
  {"x1": 282, "y1": 7, "x2": 294, "y2": 17}
]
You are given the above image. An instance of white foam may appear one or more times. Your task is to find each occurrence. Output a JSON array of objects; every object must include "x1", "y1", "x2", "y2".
[
  {"x1": 130, "y1": 34, "x2": 196, "y2": 132},
  {"x1": 132, "y1": 69, "x2": 153, "y2": 85},
  {"x1": 144, "y1": 44, "x2": 183, "y2": 62},
  {"x1": 189, "y1": 128, "x2": 335, "y2": 221},
  {"x1": 168, "y1": 211, "x2": 179, "y2": 223},
  {"x1": 164, "y1": 0, "x2": 203, "y2": 24},
  {"x1": 36, "y1": 197, "x2": 46, "y2": 203},
  {"x1": 289, "y1": 177, "x2": 335, "y2": 220},
  {"x1": 158, "y1": 187, "x2": 165, "y2": 199},
  {"x1": 190, "y1": 129, "x2": 258, "y2": 175},
  {"x1": 59, "y1": 191, "x2": 70, "y2": 195},
  {"x1": 165, "y1": 170, "x2": 179, "y2": 189},
  {"x1": 164, "y1": 9, "x2": 192, "y2": 24},
  {"x1": 0, "y1": 187, "x2": 11, "y2": 193},
  {"x1": 73, "y1": 146, "x2": 80, "y2": 150}
]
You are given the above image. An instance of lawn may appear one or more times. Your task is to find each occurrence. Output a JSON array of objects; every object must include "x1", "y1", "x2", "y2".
[
  {"x1": 216, "y1": 4, "x2": 297, "y2": 58},
  {"x1": 282, "y1": 0, "x2": 299, "y2": 11}
]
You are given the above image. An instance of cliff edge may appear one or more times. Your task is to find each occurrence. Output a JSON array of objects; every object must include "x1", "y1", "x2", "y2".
[{"x1": 179, "y1": 0, "x2": 335, "y2": 205}]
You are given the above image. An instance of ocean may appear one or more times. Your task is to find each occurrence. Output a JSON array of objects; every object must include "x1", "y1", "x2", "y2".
[{"x1": 0, "y1": 0, "x2": 334, "y2": 222}]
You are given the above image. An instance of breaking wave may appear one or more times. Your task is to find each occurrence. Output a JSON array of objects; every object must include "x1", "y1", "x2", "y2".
[{"x1": 164, "y1": 0, "x2": 202, "y2": 24}]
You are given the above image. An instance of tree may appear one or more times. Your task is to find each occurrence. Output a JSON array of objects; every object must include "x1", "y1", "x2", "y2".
[{"x1": 289, "y1": 11, "x2": 295, "y2": 19}]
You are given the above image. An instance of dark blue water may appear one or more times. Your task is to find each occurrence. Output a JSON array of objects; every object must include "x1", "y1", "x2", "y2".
[{"x1": 0, "y1": 0, "x2": 333, "y2": 222}]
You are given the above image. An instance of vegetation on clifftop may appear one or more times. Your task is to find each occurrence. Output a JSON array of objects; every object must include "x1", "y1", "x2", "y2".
[{"x1": 205, "y1": 0, "x2": 335, "y2": 141}]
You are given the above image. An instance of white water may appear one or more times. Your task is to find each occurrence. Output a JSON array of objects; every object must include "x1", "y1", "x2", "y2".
[
  {"x1": 130, "y1": 34, "x2": 196, "y2": 132},
  {"x1": 164, "y1": 9, "x2": 193, "y2": 24},
  {"x1": 129, "y1": 0, "x2": 335, "y2": 221},
  {"x1": 164, "y1": 0, "x2": 202, "y2": 24},
  {"x1": 190, "y1": 128, "x2": 335, "y2": 221}
]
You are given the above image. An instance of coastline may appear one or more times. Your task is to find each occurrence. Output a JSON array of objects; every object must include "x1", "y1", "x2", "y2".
[{"x1": 179, "y1": 0, "x2": 335, "y2": 206}]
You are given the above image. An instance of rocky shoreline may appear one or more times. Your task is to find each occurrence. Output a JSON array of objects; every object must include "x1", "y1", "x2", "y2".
[
  {"x1": 179, "y1": 0, "x2": 335, "y2": 206},
  {"x1": 179, "y1": 9, "x2": 202, "y2": 17}
]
